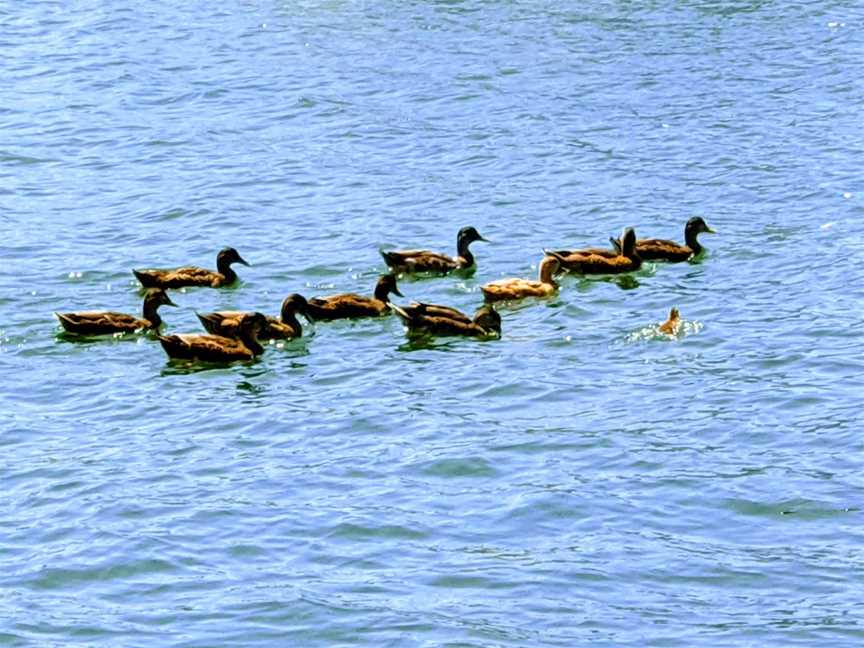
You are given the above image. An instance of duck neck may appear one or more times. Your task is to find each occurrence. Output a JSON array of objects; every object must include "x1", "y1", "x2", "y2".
[
  {"x1": 457, "y1": 238, "x2": 475, "y2": 266},
  {"x1": 142, "y1": 299, "x2": 162, "y2": 328},
  {"x1": 239, "y1": 328, "x2": 264, "y2": 355},
  {"x1": 217, "y1": 257, "x2": 237, "y2": 283},
  {"x1": 538, "y1": 262, "x2": 558, "y2": 287},
  {"x1": 684, "y1": 226, "x2": 702, "y2": 254},
  {"x1": 280, "y1": 309, "x2": 303, "y2": 336}
]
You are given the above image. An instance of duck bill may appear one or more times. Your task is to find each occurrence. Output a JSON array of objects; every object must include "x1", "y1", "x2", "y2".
[
  {"x1": 393, "y1": 287, "x2": 404, "y2": 297},
  {"x1": 236, "y1": 255, "x2": 251, "y2": 266},
  {"x1": 164, "y1": 296, "x2": 179, "y2": 307},
  {"x1": 477, "y1": 235, "x2": 490, "y2": 243},
  {"x1": 705, "y1": 226, "x2": 717, "y2": 234}
]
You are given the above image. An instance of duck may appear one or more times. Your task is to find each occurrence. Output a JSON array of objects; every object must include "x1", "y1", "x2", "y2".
[
  {"x1": 380, "y1": 226, "x2": 488, "y2": 274},
  {"x1": 305, "y1": 274, "x2": 403, "y2": 321},
  {"x1": 158, "y1": 312, "x2": 267, "y2": 362},
  {"x1": 197, "y1": 294, "x2": 309, "y2": 340},
  {"x1": 658, "y1": 307, "x2": 682, "y2": 336},
  {"x1": 392, "y1": 303, "x2": 501, "y2": 338},
  {"x1": 610, "y1": 217, "x2": 715, "y2": 262},
  {"x1": 481, "y1": 256, "x2": 560, "y2": 302},
  {"x1": 545, "y1": 227, "x2": 642, "y2": 275},
  {"x1": 133, "y1": 247, "x2": 250, "y2": 289},
  {"x1": 55, "y1": 288, "x2": 177, "y2": 335}
]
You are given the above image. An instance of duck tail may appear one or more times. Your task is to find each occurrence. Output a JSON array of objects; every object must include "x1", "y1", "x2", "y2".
[
  {"x1": 133, "y1": 269, "x2": 157, "y2": 288},
  {"x1": 196, "y1": 312, "x2": 220, "y2": 334},
  {"x1": 543, "y1": 249, "x2": 567, "y2": 263}
]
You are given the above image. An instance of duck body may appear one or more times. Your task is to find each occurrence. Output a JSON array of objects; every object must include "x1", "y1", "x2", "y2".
[
  {"x1": 134, "y1": 247, "x2": 249, "y2": 289},
  {"x1": 197, "y1": 295, "x2": 308, "y2": 341},
  {"x1": 392, "y1": 303, "x2": 501, "y2": 338},
  {"x1": 381, "y1": 226, "x2": 488, "y2": 274},
  {"x1": 159, "y1": 313, "x2": 267, "y2": 362},
  {"x1": 546, "y1": 227, "x2": 642, "y2": 275},
  {"x1": 55, "y1": 289, "x2": 176, "y2": 335},
  {"x1": 481, "y1": 256, "x2": 559, "y2": 302},
  {"x1": 306, "y1": 275, "x2": 402, "y2": 321},
  {"x1": 611, "y1": 217, "x2": 715, "y2": 262}
]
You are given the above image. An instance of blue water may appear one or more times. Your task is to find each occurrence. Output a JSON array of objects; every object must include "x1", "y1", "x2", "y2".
[{"x1": 3, "y1": 2, "x2": 864, "y2": 645}]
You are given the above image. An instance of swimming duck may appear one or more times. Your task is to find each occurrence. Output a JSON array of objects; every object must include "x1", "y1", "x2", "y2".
[
  {"x1": 545, "y1": 228, "x2": 642, "y2": 274},
  {"x1": 158, "y1": 312, "x2": 267, "y2": 362},
  {"x1": 658, "y1": 307, "x2": 682, "y2": 336},
  {"x1": 55, "y1": 288, "x2": 177, "y2": 335},
  {"x1": 610, "y1": 217, "x2": 715, "y2": 262},
  {"x1": 380, "y1": 226, "x2": 488, "y2": 274},
  {"x1": 133, "y1": 247, "x2": 250, "y2": 289},
  {"x1": 481, "y1": 256, "x2": 560, "y2": 302},
  {"x1": 197, "y1": 294, "x2": 309, "y2": 340},
  {"x1": 392, "y1": 303, "x2": 501, "y2": 338},
  {"x1": 305, "y1": 274, "x2": 403, "y2": 321}
]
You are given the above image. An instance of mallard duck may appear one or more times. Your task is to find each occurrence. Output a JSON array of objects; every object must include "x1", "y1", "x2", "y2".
[
  {"x1": 305, "y1": 275, "x2": 403, "y2": 321},
  {"x1": 545, "y1": 227, "x2": 642, "y2": 274},
  {"x1": 658, "y1": 307, "x2": 682, "y2": 335},
  {"x1": 55, "y1": 288, "x2": 177, "y2": 335},
  {"x1": 133, "y1": 247, "x2": 250, "y2": 289},
  {"x1": 158, "y1": 312, "x2": 267, "y2": 362},
  {"x1": 392, "y1": 303, "x2": 501, "y2": 338},
  {"x1": 197, "y1": 294, "x2": 309, "y2": 340},
  {"x1": 380, "y1": 226, "x2": 488, "y2": 274},
  {"x1": 610, "y1": 217, "x2": 715, "y2": 262},
  {"x1": 481, "y1": 256, "x2": 560, "y2": 302}
]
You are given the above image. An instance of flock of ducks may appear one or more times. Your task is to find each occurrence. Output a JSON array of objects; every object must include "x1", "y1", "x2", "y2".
[{"x1": 55, "y1": 217, "x2": 715, "y2": 363}]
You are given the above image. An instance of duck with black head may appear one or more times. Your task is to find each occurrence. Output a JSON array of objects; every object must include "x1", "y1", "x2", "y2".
[
  {"x1": 380, "y1": 226, "x2": 489, "y2": 274},
  {"x1": 159, "y1": 312, "x2": 268, "y2": 362},
  {"x1": 305, "y1": 274, "x2": 403, "y2": 321},
  {"x1": 392, "y1": 303, "x2": 501, "y2": 338},
  {"x1": 545, "y1": 227, "x2": 642, "y2": 275},
  {"x1": 55, "y1": 288, "x2": 177, "y2": 336},
  {"x1": 610, "y1": 217, "x2": 715, "y2": 262},
  {"x1": 133, "y1": 247, "x2": 250, "y2": 289},
  {"x1": 197, "y1": 294, "x2": 310, "y2": 340}
]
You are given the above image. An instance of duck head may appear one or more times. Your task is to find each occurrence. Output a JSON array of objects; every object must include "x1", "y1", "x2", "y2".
[
  {"x1": 280, "y1": 293, "x2": 311, "y2": 322},
  {"x1": 473, "y1": 305, "x2": 501, "y2": 335},
  {"x1": 144, "y1": 288, "x2": 177, "y2": 309},
  {"x1": 217, "y1": 247, "x2": 250, "y2": 269},
  {"x1": 538, "y1": 255, "x2": 561, "y2": 283},
  {"x1": 374, "y1": 274, "x2": 403, "y2": 302},
  {"x1": 619, "y1": 227, "x2": 638, "y2": 258},
  {"x1": 687, "y1": 216, "x2": 715, "y2": 236},
  {"x1": 458, "y1": 226, "x2": 489, "y2": 247}
]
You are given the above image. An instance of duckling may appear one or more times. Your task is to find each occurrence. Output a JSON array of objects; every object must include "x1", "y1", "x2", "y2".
[
  {"x1": 197, "y1": 294, "x2": 309, "y2": 340},
  {"x1": 380, "y1": 226, "x2": 488, "y2": 274},
  {"x1": 658, "y1": 307, "x2": 682, "y2": 336},
  {"x1": 610, "y1": 217, "x2": 715, "y2": 262},
  {"x1": 545, "y1": 227, "x2": 642, "y2": 274},
  {"x1": 158, "y1": 312, "x2": 267, "y2": 362},
  {"x1": 133, "y1": 247, "x2": 250, "y2": 289},
  {"x1": 305, "y1": 274, "x2": 403, "y2": 321},
  {"x1": 55, "y1": 288, "x2": 177, "y2": 335},
  {"x1": 392, "y1": 303, "x2": 501, "y2": 338},
  {"x1": 481, "y1": 256, "x2": 560, "y2": 302}
]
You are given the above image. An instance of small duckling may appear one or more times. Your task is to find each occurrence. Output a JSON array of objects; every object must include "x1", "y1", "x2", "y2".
[
  {"x1": 392, "y1": 303, "x2": 501, "y2": 338},
  {"x1": 133, "y1": 247, "x2": 250, "y2": 289},
  {"x1": 545, "y1": 228, "x2": 642, "y2": 274},
  {"x1": 481, "y1": 256, "x2": 560, "y2": 302},
  {"x1": 158, "y1": 312, "x2": 267, "y2": 362},
  {"x1": 658, "y1": 307, "x2": 682, "y2": 336},
  {"x1": 305, "y1": 275, "x2": 402, "y2": 321},
  {"x1": 197, "y1": 294, "x2": 309, "y2": 340},
  {"x1": 380, "y1": 226, "x2": 488, "y2": 274},
  {"x1": 610, "y1": 217, "x2": 715, "y2": 262},
  {"x1": 55, "y1": 288, "x2": 177, "y2": 335}
]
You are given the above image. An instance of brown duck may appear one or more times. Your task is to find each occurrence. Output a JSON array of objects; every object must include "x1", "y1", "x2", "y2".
[
  {"x1": 55, "y1": 288, "x2": 177, "y2": 335},
  {"x1": 545, "y1": 227, "x2": 642, "y2": 274},
  {"x1": 158, "y1": 312, "x2": 267, "y2": 362},
  {"x1": 658, "y1": 307, "x2": 682, "y2": 336},
  {"x1": 481, "y1": 256, "x2": 560, "y2": 302},
  {"x1": 197, "y1": 294, "x2": 309, "y2": 340},
  {"x1": 392, "y1": 303, "x2": 501, "y2": 338},
  {"x1": 610, "y1": 217, "x2": 715, "y2": 262},
  {"x1": 305, "y1": 275, "x2": 402, "y2": 321},
  {"x1": 133, "y1": 247, "x2": 250, "y2": 289},
  {"x1": 380, "y1": 226, "x2": 488, "y2": 274}
]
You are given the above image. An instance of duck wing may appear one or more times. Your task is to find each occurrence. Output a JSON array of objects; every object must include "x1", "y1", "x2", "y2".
[
  {"x1": 381, "y1": 249, "x2": 459, "y2": 273},
  {"x1": 56, "y1": 311, "x2": 145, "y2": 335},
  {"x1": 635, "y1": 239, "x2": 691, "y2": 261},
  {"x1": 134, "y1": 266, "x2": 221, "y2": 288},
  {"x1": 404, "y1": 302, "x2": 473, "y2": 323},
  {"x1": 158, "y1": 333, "x2": 253, "y2": 361}
]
